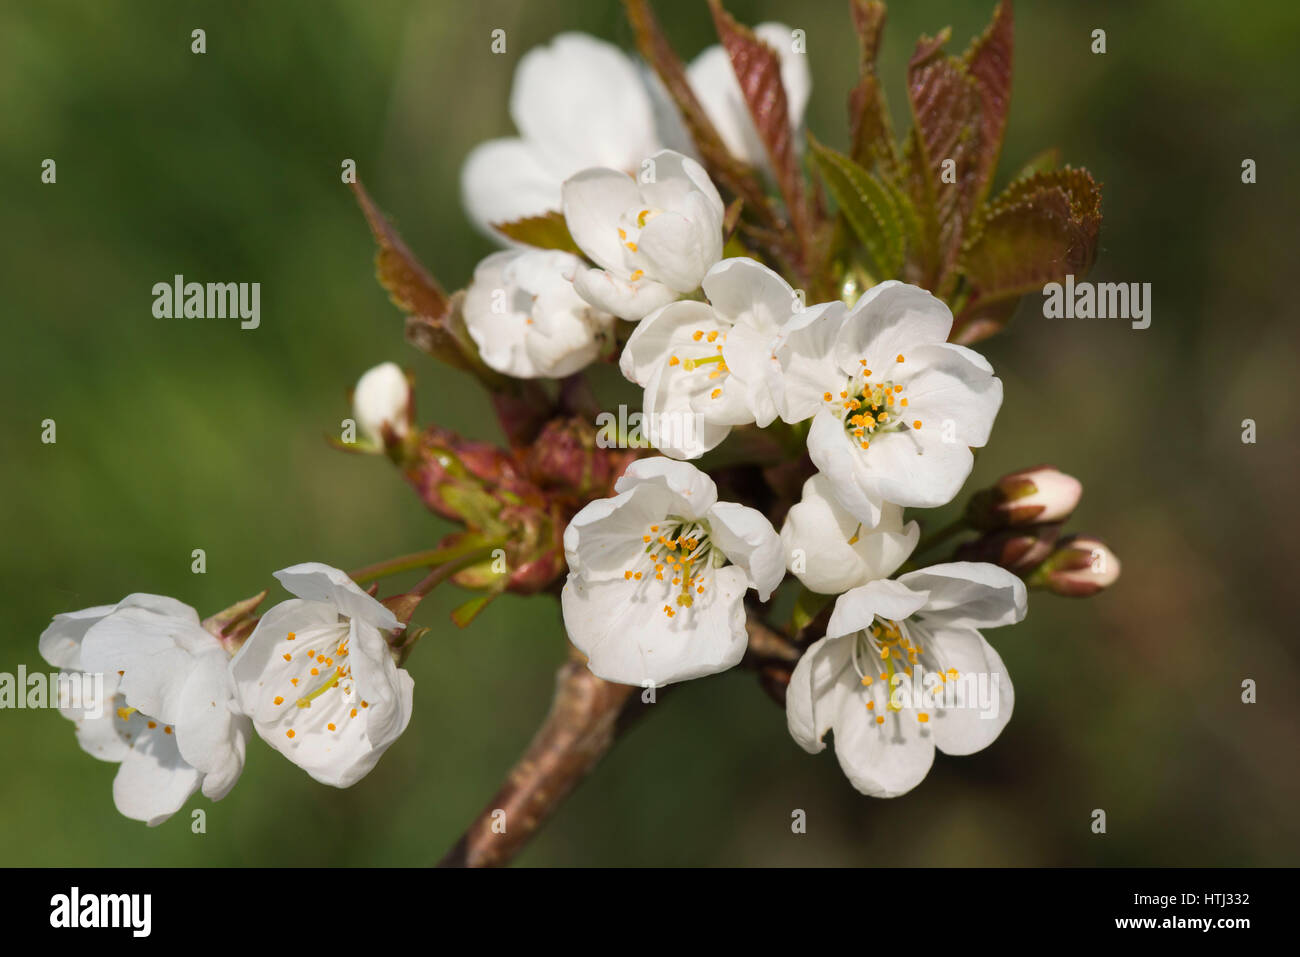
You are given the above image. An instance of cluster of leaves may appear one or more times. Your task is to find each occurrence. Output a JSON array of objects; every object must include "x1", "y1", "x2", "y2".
[{"x1": 626, "y1": 0, "x2": 1102, "y2": 344}]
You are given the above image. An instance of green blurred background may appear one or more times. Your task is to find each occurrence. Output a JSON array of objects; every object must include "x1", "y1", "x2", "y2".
[{"x1": 3, "y1": 0, "x2": 1297, "y2": 866}]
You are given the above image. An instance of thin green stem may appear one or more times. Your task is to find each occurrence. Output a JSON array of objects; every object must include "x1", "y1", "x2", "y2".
[
  {"x1": 409, "y1": 545, "x2": 501, "y2": 599},
  {"x1": 349, "y1": 537, "x2": 501, "y2": 585}
]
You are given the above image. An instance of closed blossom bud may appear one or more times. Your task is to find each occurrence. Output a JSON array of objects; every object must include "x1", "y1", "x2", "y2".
[
  {"x1": 353, "y1": 362, "x2": 413, "y2": 450},
  {"x1": 1029, "y1": 535, "x2": 1121, "y2": 597},
  {"x1": 955, "y1": 522, "x2": 1062, "y2": 573},
  {"x1": 966, "y1": 465, "x2": 1083, "y2": 529},
  {"x1": 525, "y1": 417, "x2": 640, "y2": 500}
]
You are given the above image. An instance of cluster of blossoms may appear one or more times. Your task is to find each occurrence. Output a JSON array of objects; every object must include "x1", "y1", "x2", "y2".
[
  {"x1": 40, "y1": 2, "x2": 1120, "y2": 829},
  {"x1": 40, "y1": 565, "x2": 412, "y2": 823}
]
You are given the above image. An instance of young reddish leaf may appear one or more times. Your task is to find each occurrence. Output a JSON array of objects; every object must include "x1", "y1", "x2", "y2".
[
  {"x1": 490, "y1": 211, "x2": 582, "y2": 255},
  {"x1": 963, "y1": 0, "x2": 1015, "y2": 208},
  {"x1": 622, "y1": 0, "x2": 765, "y2": 212},
  {"x1": 955, "y1": 167, "x2": 1102, "y2": 343},
  {"x1": 905, "y1": 33, "x2": 983, "y2": 294},
  {"x1": 352, "y1": 182, "x2": 507, "y2": 387},
  {"x1": 351, "y1": 180, "x2": 448, "y2": 319},
  {"x1": 975, "y1": 168, "x2": 1100, "y2": 236},
  {"x1": 708, "y1": 0, "x2": 817, "y2": 265},
  {"x1": 848, "y1": 0, "x2": 897, "y2": 173}
]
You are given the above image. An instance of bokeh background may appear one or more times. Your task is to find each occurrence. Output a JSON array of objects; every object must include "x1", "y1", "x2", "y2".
[{"x1": 3, "y1": 0, "x2": 1297, "y2": 866}]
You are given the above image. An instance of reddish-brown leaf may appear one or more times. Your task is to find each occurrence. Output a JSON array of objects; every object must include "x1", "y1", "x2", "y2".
[
  {"x1": 622, "y1": 0, "x2": 764, "y2": 211},
  {"x1": 848, "y1": 0, "x2": 896, "y2": 172},
  {"x1": 351, "y1": 180, "x2": 448, "y2": 319},
  {"x1": 708, "y1": 0, "x2": 820, "y2": 275},
  {"x1": 963, "y1": 0, "x2": 1015, "y2": 207},
  {"x1": 352, "y1": 182, "x2": 505, "y2": 385},
  {"x1": 954, "y1": 167, "x2": 1102, "y2": 343},
  {"x1": 906, "y1": 37, "x2": 983, "y2": 292}
]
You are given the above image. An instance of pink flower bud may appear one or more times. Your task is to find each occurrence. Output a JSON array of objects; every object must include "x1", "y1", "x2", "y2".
[
  {"x1": 1032, "y1": 535, "x2": 1121, "y2": 597},
  {"x1": 967, "y1": 465, "x2": 1083, "y2": 529},
  {"x1": 955, "y1": 523, "x2": 1062, "y2": 572}
]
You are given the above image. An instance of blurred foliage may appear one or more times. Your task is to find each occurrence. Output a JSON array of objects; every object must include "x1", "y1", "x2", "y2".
[{"x1": 1, "y1": 0, "x2": 1298, "y2": 866}]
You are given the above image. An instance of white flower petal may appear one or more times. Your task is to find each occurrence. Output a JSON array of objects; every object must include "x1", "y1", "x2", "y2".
[
  {"x1": 920, "y1": 625, "x2": 1014, "y2": 756},
  {"x1": 112, "y1": 727, "x2": 203, "y2": 826},
  {"x1": 174, "y1": 650, "x2": 249, "y2": 801},
  {"x1": 460, "y1": 138, "x2": 563, "y2": 237},
  {"x1": 81, "y1": 606, "x2": 213, "y2": 727},
  {"x1": 898, "y1": 342, "x2": 1003, "y2": 448},
  {"x1": 702, "y1": 257, "x2": 797, "y2": 332},
  {"x1": 786, "y1": 633, "x2": 854, "y2": 753},
  {"x1": 38, "y1": 605, "x2": 115, "y2": 671},
  {"x1": 834, "y1": 280, "x2": 953, "y2": 375},
  {"x1": 619, "y1": 300, "x2": 715, "y2": 386},
  {"x1": 511, "y1": 33, "x2": 659, "y2": 175},
  {"x1": 562, "y1": 565, "x2": 749, "y2": 687},
  {"x1": 464, "y1": 250, "x2": 612, "y2": 378},
  {"x1": 705, "y1": 501, "x2": 784, "y2": 601},
  {"x1": 636, "y1": 201, "x2": 721, "y2": 292},
  {"x1": 562, "y1": 167, "x2": 643, "y2": 273},
  {"x1": 768, "y1": 302, "x2": 848, "y2": 424},
  {"x1": 564, "y1": 483, "x2": 676, "y2": 581},
  {"x1": 638, "y1": 150, "x2": 724, "y2": 225},
  {"x1": 806, "y1": 409, "x2": 887, "y2": 526},
  {"x1": 831, "y1": 677, "x2": 936, "y2": 798},
  {"x1": 825, "y1": 578, "x2": 930, "y2": 640},
  {"x1": 848, "y1": 424, "x2": 978, "y2": 511},
  {"x1": 614, "y1": 456, "x2": 718, "y2": 517},
  {"x1": 572, "y1": 268, "x2": 676, "y2": 321},
  {"x1": 898, "y1": 561, "x2": 1028, "y2": 630},
  {"x1": 781, "y1": 473, "x2": 919, "y2": 594},
  {"x1": 274, "y1": 563, "x2": 399, "y2": 632}
]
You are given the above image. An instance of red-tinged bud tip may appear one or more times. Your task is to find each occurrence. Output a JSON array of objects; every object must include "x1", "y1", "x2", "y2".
[
  {"x1": 967, "y1": 465, "x2": 1083, "y2": 529},
  {"x1": 955, "y1": 523, "x2": 1063, "y2": 572},
  {"x1": 1030, "y1": 535, "x2": 1121, "y2": 597}
]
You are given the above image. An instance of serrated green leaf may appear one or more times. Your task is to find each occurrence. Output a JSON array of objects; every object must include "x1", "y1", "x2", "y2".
[{"x1": 808, "y1": 134, "x2": 904, "y2": 279}]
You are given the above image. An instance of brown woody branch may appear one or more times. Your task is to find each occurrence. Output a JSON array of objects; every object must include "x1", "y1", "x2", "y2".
[{"x1": 435, "y1": 611, "x2": 801, "y2": 867}]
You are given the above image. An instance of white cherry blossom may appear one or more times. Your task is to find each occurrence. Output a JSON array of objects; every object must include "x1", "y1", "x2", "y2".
[
  {"x1": 461, "y1": 33, "x2": 662, "y2": 237},
  {"x1": 787, "y1": 562, "x2": 1026, "y2": 797},
  {"x1": 781, "y1": 473, "x2": 919, "y2": 594},
  {"x1": 461, "y1": 29, "x2": 812, "y2": 236},
  {"x1": 563, "y1": 149, "x2": 724, "y2": 320},
  {"x1": 463, "y1": 249, "x2": 614, "y2": 378},
  {"x1": 562, "y1": 458, "x2": 783, "y2": 687},
  {"x1": 769, "y1": 281, "x2": 1002, "y2": 525},
  {"x1": 40, "y1": 594, "x2": 249, "y2": 826},
  {"x1": 230, "y1": 563, "x2": 413, "y2": 788},
  {"x1": 619, "y1": 258, "x2": 822, "y2": 458}
]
